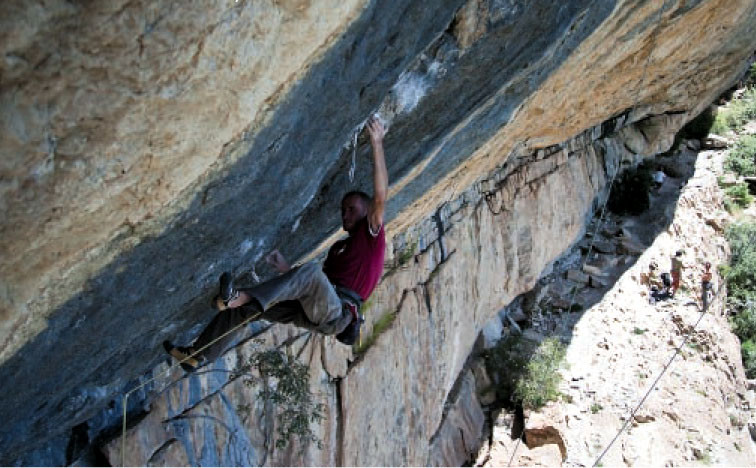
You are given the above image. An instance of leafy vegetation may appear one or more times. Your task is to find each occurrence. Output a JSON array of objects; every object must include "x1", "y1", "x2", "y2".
[
  {"x1": 724, "y1": 135, "x2": 756, "y2": 177},
  {"x1": 354, "y1": 310, "x2": 397, "y2": 354},
  {"x1": 723, "y1": 182, "x2": 753, "y2": 212},
  {"x1": 484, "y1": 336, "x2": 567, "y2": 410},
  {"x1": 607, "y1": 162, "x2": 653, "y2": 216},
  {"x1": 743, "y1": 62, "x2": 756, "y2": 88},
  {"x1": 711, "y1": 87, "x2": 756, "y2": 135},
  {"x1": 239, "y1": 347, "x2": 325, "y2": 451},
  {"x1": 515, "y1": 338, "x2": 567, "y2": 409},
  {"x1": 396, "y1": 239, "x2": 418, "y2": 266},
  {"x1": 723, "y1": 222, "x2": 756, "y2": 378}
]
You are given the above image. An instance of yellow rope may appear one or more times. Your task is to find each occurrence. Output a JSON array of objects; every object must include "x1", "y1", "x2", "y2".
[{"x1": 121, "y1": 308, "x2": 262, "y2": 467}]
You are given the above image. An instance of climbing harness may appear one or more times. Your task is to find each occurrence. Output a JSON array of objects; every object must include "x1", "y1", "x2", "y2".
[
  {"x1": 120, "y1": 110, "x2": 388, "y2": 464},
  {"x1": 507, "y1": 1, "x2": 671, "y2": 465}
]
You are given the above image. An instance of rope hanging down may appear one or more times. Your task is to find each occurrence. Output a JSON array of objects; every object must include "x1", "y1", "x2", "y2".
[
  {"x1": 119, "y1": 111, "x2": 381, "y2": 465},
  {"x1": 507, "y1": 1, "x2": 670, "y2": 465},
  {"x1": 120, "y1": 309, "x2": 263, "y2": 467}
]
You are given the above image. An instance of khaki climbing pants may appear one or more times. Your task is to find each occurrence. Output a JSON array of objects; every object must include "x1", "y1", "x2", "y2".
[{"x1": 193, "y1": 262, "x2": 352, "y2": 362}]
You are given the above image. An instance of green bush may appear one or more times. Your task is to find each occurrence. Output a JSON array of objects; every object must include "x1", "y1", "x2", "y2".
[
  {"x1": 241, "y1": 348, "x2": 325, "y2": 450},
  {"x1": 724, "y1": 135, "x2": 756, "y2": 177},
  {"x1": 484, "y1": 335, "x2": 533, "y2": 405},
  {"x1": 725, "y1": 222, "x2": 756, "y2": 378},
  {"x1": 733, "y1": 306, "x2": 756, "y2": 342},
  {"x1": 608, "y1": 163, "x2": 653, "y2": 215},
  {"x1": 725, "y1": 222, "x2": 756, "y2": 301},
  {"x1": 742, "y1": 339, "x2": 756, "y2": 379},
  {"x1": 354, "y1": 310, "x2": 397, "y2": 354},
  {"x1": 723, "y1": 183, "x2": 753, "y2": 212},
  {"x1": 712, "y1": 87, "x2": 756, "y2": 134},
  {"x1": 514, "y1": 338, "x2": 567, "y2": 409},
  {"x1": 745, "y1": 62, "x2": 756, "y2": 88}
]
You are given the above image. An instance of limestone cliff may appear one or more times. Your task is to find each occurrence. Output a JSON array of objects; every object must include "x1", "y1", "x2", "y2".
[
  {"x1": 1, "y1": 0, "x2": 755, "y2": 465},
  {"x1": 476, "y1": 137, "x2": 755, "y2": 466}
]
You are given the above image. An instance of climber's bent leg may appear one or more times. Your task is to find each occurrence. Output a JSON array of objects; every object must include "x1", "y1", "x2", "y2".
[
  {"x1": 259, "y1": 300, "x2": 318, "y2": 331},
  {"x1": 192, "y1": 301, "x2": 262, "y2": 363},
  {"x1": 246, "y1": 262, "x2": 351, "y2": 335}
]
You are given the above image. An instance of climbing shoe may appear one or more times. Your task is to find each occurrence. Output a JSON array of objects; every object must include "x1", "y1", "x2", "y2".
[
  {"x1": 212, "y1": 272, "x2": 239, "y2": 310},
  {"x1": 163, "y1": 340, "x2": 201, "y2": 372},
  {"x1": 335, "y1": 307, "x2": 364, "y2": 346}
]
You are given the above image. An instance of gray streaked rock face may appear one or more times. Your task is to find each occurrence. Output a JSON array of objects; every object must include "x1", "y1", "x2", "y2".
[
  {"x1": 110, "y1": 111, "x2": 680, "y2": 466},
  {"x1": 1, "y1": 0, "x2": 755, "y2": 465}
]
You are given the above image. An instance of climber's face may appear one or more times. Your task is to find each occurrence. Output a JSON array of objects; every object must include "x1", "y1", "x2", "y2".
[{"x1": 341, "y1": 194, "x2": 368, "y2": 233}]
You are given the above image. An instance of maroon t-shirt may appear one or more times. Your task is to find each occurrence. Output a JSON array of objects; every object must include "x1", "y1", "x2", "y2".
[{"x1": 323, "y1": 218, "x2": 385, "y2": 300}]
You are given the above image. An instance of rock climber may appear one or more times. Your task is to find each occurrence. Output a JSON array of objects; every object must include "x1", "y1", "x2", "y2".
[
  {"x1": 165, "y1": 116, "x2": 388, "y2": 371},
  {"x1": 670, "y1": 250, "x2": 685, "y2": 297},
  {"x1": 644, "y1": 261, "x2": 662, "y2": 288},
  {"x1": 645, "y1": 261, "x2": 671, "y2": 304},
  {"x1": 701, "y1": 261, "x2": 713, "y2": 311}
]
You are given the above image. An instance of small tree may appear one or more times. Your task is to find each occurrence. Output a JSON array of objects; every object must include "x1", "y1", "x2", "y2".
[
  {"x1": 514, "y1": 338, "x2": 567, "y2": 410},
  {"x1": 724, "y1": 222, "x2": 756, "y2": 378},
  {"x1": 724, "y1": 135, "x2": 756, "y2": 177},
  {"x1": 238, "y1": 346, "x2": 325, "y2": 451},
  {"x1": 484, "y1": 336, "x2": 567, "y2": 410}
]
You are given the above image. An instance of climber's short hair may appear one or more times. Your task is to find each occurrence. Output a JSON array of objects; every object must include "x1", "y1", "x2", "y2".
[{"x1": 342, "y1": 190, "x2": 372, "y2": 206}]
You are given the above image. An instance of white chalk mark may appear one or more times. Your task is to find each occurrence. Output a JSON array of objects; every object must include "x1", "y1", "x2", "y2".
[{"x1": 349, "y1": 129, "x2": 358, "y2": 182}]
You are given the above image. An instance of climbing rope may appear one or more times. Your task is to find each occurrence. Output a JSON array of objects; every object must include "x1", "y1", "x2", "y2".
[
  {"x1": 506, "y1": 1, "x2": 670, "y2": 465},
  {"x1": 120, "y1": 308, "x2": 263, "y2": 467},
  {"x1": 592, "y1": 281, "x2": 724, "y2": 466},
  {"x1": 120, "y1": 110, "x2": 385, "y2": 464}
]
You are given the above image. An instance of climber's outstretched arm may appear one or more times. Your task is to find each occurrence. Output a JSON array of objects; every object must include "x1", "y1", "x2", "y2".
[{"x1": 366, "y1": 116, "x2": 387, "y2": 233}]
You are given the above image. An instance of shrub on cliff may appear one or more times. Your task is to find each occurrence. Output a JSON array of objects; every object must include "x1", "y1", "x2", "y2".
[
  {"x1": 724, "y1": 135, "x2": 756, "y2": 177},
  {"x1": 712, "y1": 87, "x2": 756, "y2": 134},
  {"x1": 514, "y1": 337, "x2": 567, "y2": 409},
  {"x1": 745, "y1": 62, "x2": 756, "y2": 88},
  {"x1": 238, "y1": 346, "x2": 325, "y2": 451},
  {"x1": 484, "y1": 336, "x2": 566, "y2": 410},
  {"x1": 607, "y1": 163, "x2": 653, "y2": 216},
  {"x1": 723, "y1": 183, "x2": 754, "y2": 213},
  {"x1": 484, "y1": 335, "x2": 532, "y2": 405},
  {"x1": 724, "y1": 221, "x2": 756, "y2": 378}
]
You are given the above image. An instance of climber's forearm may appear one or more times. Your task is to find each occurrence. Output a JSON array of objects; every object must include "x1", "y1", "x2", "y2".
[
  {"x1": 372, "y1": 140, "x2": 388, "y2": 207},
  {"x1": 367, "y1": 117, "x2": 387, "y2": 229}
]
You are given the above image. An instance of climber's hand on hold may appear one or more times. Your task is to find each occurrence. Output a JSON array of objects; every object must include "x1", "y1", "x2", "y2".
[
  {"x1": 366, "y1": 116, "x2": 385, "y2": 148},
  {"x1": 266, "y1": 249, "x2": 291, "y2": 274}
]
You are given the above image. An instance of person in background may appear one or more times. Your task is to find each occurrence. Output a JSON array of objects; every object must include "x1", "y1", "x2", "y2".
[
  {"x1": 670, "y1": 250, "x2": 685, "y2": 297},
  {"x1": 701, "y1": 261, "x2": 713, "y2": 311}
]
